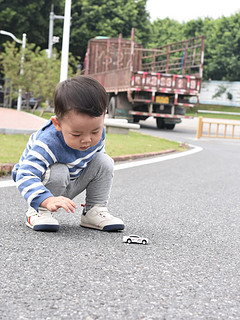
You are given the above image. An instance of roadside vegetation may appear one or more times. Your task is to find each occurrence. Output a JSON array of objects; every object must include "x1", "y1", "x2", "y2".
[
  {"x1": 1, "y1": 2, "x2": 240, "y2": 176},
  {"x1": 186, "y1": 104, "x2": 240, "y2": 121},
  {"x1": 1, "y1": 2, "x2": 240, "y2": 111},
  {"x1": 1, "y1": 104, "x2": 239, "y2": 177},
  {"x1": 26, "y1": 111, "x2": 54, "y2": 120},
  {"x1": 1, "y1": 2, "x2": 240, "y2": 82},
  {"x1": 5, "y1": 103, "x2": 239, "y2": 165},
  {"x1": 0, "y1": 131, "x2": 186, "y2": 167}
]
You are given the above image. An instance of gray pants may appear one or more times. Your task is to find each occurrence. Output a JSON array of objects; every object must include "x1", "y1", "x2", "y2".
[{"x1": 42, "y1": 152, "x2": 114, "y2": 212}]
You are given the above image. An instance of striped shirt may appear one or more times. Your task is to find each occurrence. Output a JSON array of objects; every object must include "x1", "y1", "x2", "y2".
[{"x1": 12, "y1": 119, "x2": 105, "y2": 211}]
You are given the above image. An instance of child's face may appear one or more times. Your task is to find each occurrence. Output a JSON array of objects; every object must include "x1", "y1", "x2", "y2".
[{"x1": 52, "y1": 111, "x2": 104, "y2": 151}]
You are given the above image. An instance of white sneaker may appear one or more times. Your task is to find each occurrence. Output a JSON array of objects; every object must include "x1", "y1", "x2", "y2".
[
  {"x1": 80, "y1": 205, "x2": 124, "y2": 231},
  {"x1": 26, "y1": 207, "x2": 59, "y2": 232}
]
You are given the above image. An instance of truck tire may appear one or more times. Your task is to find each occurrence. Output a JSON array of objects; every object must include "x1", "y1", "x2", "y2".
[
  {"x1": 156, "y1": 117, "x2": 165, "y2": 129},
  {"x1": 133, "y1": 116, "x2": 140, "y2": 123},
  {"x1": 165, "y1": 123, "x2": 175, "y2": 130},
  {"x1": 108, "y1": 97, "x2": 116, "y2": 118},
  {"x1": 175, "y1": 106, "x2": 186, "y2": 115}
]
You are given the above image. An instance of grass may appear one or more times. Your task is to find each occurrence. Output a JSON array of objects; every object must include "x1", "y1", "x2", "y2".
[
  {"x1": 186, "y1": 104, "x2": 240, "y2": 120},
  {"x1": 105, "y1": 131, "x2": 185, "y2": 156},
  {"x1": 0, "y1": 131, "x2": 186, "y2": 165},
  {"x1": 0, "y1": 134, "x2": 30, "y2": 163},
  {"x1": 26, "y1": 110, "x2": 54, "y2": 120}
]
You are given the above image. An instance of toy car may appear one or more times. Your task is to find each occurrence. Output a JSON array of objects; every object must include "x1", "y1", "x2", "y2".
[{"x1": 122, "y1": 235, "x2": 149, "y2": 245}]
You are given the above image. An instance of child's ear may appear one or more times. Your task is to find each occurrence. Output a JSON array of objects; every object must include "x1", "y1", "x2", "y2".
[{"x1": 51, "y1": 116, "x2": 62, "y2": 131}]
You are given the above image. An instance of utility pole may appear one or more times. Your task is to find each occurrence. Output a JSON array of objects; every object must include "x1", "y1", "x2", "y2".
[
  {"x1": 17, "y1": 33, "x2": 27, "y2": 111},
  {"x1": 60, "y1": 0, "x2": 72, "y2": 82},
  {"x1": 48, "y1": 4, "x2": 64, "y2": 59}
]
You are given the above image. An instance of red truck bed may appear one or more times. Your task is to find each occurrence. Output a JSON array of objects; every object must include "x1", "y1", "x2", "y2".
[
  {"x1": 84, "y1": 34, "x2": 204, "y2": 96},
  {"x1": 84, "y1": 30, "x2": 205, "y2": 128}
]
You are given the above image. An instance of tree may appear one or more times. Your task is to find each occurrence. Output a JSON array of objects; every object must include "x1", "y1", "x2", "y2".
[
  {"x1": 208, "y1": 14, "x2": 240, "y2": 81},
  {"x1": 148, "y1": 18, "x2": 184, "y2": 48},
  {"x1": 183, "y1": 18, "x2": 205, "y2": 39},
  {"x1": 70, "y1": 0, "x2": 151, "y2": 59},
  {"x1": 0, "y1": 0, "x2": 151, "y2": 66},
  {"x1": 1, "y1": 1, "x2": 240, "y2": 82},
  {"x1": 0, "y1": 41, "x2": 77, "y2": 109},
  {"x1": 0, "y1": 41, "x2": 23, "y2": 106},
  {"x1": 0, "y1": 0, "x2": 64, "y2": 51},
  {"x1": 149, "y1": 13, "x2": 240, "y2": 81}
]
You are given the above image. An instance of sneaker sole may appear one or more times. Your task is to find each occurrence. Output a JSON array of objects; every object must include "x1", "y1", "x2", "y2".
[
  {"x1": 26, "y1": 222, "x2": 59, "y2": 232},
  {"x1": 80, "y1": 222, "x2": 124, "y2": 231}
]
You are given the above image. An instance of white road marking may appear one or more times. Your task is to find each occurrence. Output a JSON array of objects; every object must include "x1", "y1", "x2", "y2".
[
  {"x1": 0, "y1": 180, "x2": 16, "y2": 188},
  {"x1": 114, "y1": 145, "x2": 202, "y2": 171},
  {"x1": 0, "y1": 145, "x2": 202, "y2": 188}
]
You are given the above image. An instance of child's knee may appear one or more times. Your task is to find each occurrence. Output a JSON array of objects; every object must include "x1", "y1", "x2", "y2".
[
  {"x1": 42, "y1": 163, "x2": 70, "y2": 195},
  {"x1": 94, "y1": 152, "x2": 114, "y2": 174}
]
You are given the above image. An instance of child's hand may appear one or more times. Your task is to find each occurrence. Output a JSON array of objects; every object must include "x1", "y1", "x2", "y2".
[{"x1": 40, "y1": 196, "x2": 77, "y2": 213}]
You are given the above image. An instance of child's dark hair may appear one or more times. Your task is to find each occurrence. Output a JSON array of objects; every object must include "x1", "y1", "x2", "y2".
[{"x1": 54, "y1": 75, "x2": 108, "y2": 119}]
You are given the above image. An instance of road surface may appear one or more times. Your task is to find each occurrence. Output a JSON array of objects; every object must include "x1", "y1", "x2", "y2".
[{"x1": 0, "y1": 118, "x2": 240, "y2": 319}]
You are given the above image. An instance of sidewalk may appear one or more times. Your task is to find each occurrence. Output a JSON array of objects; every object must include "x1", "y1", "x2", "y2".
[
  {"x1": 0, "y1": 107, "x2": 48, "y2": 175},
  {"x1": 0, "y1": 107, "x2": 47, "y2": 134}
]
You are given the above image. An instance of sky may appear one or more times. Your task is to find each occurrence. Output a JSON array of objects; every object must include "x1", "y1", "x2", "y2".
[{"x1": 146, "y1": 0, "x2": 240, "y2": 22}]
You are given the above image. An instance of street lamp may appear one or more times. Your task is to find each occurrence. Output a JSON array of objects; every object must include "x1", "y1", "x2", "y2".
[
  {"x1": 0, "y1": 30, "x2": 26, "y2": 111},
  {"x1": 60, "y1": 0, "x2": 72, "y2": 82}
]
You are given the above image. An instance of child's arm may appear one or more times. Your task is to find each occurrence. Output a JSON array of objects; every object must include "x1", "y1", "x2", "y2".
[
  {"x1": 41, "y1": 196, "x2": 77, "y2": 213},
  {"x1": 14, "y1": 140, "x2": 57, "y2": 212}
]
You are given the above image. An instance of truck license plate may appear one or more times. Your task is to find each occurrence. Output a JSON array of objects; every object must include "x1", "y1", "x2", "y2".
[{"x1": 156, "y1": 96, "x2": 169, "y2": 104}]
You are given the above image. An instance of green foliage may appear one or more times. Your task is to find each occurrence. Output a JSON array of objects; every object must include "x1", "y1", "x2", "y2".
[
  {"x1": 227, "y1": 92, "x2": 233, "y2": 100},
  {"x1": 0, "y1": 41, "x2": 78, "y2": 109},
  {"x1": 199, "y1": 14, "x2": 240, "y2": 80},
  {"x1": 186, "y1": 104, "x2": 240, "y2": 120},
  {"x1": 212, "y1": 84, "x2": 233, "y2": 102},
  {"x1": 0, "y1": 1, "x2": 240, "y2": 81},
  {"x1": 0, "y1": 131, "x2": 185, "y2": 164},
  {"x1": 0, "y1": 133, "x2": 30, "y2": 163},
  {"x1": 105, "y1": 131, "x2": 185, "y2": 156},
  {"x1": 185, "y1": 14, "x2": 240, "y2": 81},
  {"x1": 70, "y1": 0, "x2": 151, "y2": 58},
  {"x1": 148, "y1": 18, "x2": 184, "y2": 48},
  {"x1": 148, "y1": 13, "x2": 240, "y2": 81},
  {"x1": 0, "y1": 41, "x2": 19, "y2": 83},
  {"x1": 0, "y1": 0, "x2": 64, "y2": 52},
  {"x1": 212, "y1": 84, "x2": 227, "y2": 99}
]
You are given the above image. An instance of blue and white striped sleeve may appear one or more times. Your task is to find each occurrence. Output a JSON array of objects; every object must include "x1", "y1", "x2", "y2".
[{"x1": 15, "y1": 140, "x2": 57, "y2": 212}]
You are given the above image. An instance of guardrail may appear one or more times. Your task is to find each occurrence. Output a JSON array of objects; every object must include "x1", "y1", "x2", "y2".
[{"x1": 196, "y1": 117, "x2": 240, "y2": 139}]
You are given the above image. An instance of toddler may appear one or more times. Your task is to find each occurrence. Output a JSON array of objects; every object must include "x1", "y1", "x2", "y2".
[{"x1": 12, "y1": 75, "x2": 124, "y2": 232}]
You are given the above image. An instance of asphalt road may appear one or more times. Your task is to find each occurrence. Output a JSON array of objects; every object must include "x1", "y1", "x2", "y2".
[{"x1": 1, "y1": 118, "x2": 240, "y2": 319}]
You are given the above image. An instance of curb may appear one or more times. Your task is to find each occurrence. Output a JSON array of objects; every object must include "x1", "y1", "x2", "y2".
[
  {"x1": 0, "y1": 128, "x2": 38, "y2": 134},
  {"x1": 112, "y1": 149, "x2": 175, "y2": 162},
  {"x1": 0, "y1": 149, "x2": 176, "y2": 176}
]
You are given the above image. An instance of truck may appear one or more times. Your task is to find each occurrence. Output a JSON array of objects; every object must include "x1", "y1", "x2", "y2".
[{"x1": 84, "y1": 29, "x2": 205, "y2": 130}]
